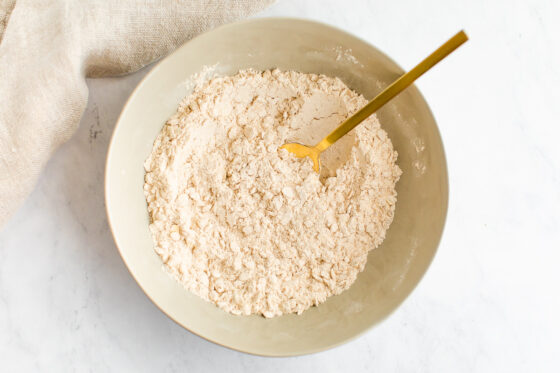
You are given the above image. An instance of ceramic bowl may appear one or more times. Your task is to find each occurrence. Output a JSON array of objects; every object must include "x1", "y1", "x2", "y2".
[{"x1": 105, "y1": 17, "x2": 448, "y2": 356}]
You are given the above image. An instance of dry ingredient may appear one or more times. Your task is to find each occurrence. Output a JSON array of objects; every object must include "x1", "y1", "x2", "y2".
[{"x1": 144, "y1": 69, "x2": 401, "y2": 318}]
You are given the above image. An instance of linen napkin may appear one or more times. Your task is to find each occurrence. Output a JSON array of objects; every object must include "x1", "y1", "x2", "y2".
[{"x1": 0, "y1": 0, "x2": 274, "y2": 227}]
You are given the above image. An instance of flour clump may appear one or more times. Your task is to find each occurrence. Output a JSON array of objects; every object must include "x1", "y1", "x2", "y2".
[{"x1": 144, "y1": 69, "x2": 401, "y2": 318}]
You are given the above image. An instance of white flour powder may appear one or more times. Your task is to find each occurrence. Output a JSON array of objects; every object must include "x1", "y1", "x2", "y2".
[{"x1": 144, "y1": 69, "x2": 401, "y2": 317}]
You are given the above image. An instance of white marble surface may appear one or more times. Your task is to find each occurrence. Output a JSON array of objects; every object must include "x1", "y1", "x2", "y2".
[{"x1": 1, "y1": 0, "x2": 559, "y2": 371}]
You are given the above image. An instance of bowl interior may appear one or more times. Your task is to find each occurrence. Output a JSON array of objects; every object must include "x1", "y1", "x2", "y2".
[{"x1": 105, "y1": 18, "x2": 448, "y2": 356}]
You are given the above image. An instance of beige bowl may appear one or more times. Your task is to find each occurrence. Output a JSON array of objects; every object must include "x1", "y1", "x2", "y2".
[{"x1": 105, "y1": 17, "x2": 448, "y2": 356}]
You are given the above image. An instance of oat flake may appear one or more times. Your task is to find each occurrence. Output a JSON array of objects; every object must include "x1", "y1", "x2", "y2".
[{"x1": 144, "y1": 69, "x2": 401, "y2": 318}]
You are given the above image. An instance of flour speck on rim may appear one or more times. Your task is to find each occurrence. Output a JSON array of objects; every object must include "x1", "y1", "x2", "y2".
[{"x1": 144, "y1": 69, "x2": 401, "y2": 318}]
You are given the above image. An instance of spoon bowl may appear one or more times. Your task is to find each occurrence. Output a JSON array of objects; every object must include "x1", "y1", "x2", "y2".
[{"x1": 280, "y1": 143, "x2": 322, "y2": 172}]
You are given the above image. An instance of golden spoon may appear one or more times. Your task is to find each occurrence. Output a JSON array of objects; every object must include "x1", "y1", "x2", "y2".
[{"x1": 281, "y1": 30, "x2": 468, "y2": 172}]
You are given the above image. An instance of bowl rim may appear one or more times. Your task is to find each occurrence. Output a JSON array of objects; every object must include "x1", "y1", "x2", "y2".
[{"x1": 104, "y1": 16, "x2": 449, "y2": 357}]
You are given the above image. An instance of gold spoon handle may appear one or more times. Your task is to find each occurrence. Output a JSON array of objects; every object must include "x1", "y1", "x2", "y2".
[{"x1": 315, "y1": 30, "x2": 468, "y2": 152}]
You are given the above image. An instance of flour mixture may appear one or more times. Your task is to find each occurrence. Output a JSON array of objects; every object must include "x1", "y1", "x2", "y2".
[{"x1": 144, "y1": 69, "x2": 401, "y2": 317}]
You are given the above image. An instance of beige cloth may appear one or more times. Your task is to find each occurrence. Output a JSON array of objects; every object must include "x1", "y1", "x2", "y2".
[{"x1": 0, "y1": 0, "x2": 273, "y2": 227}]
